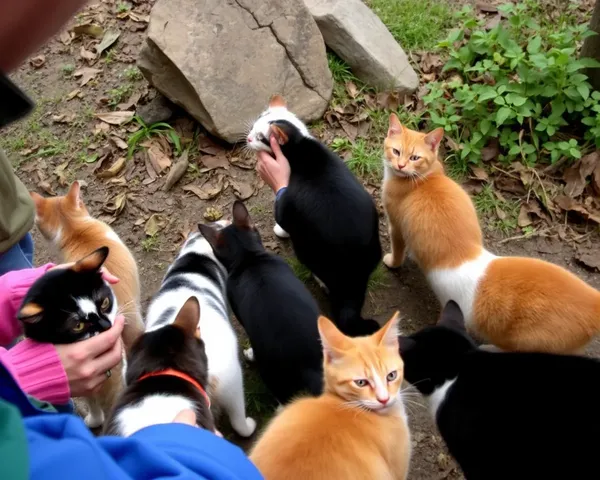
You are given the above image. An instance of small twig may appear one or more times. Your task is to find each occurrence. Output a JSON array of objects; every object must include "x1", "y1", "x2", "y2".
[
  {"x1": 497, "y1": 228, "x2": 550, "y2": 244},
  {"x1": 490, "y1": 165, "x2": 520, "y2": 180},
  {"x1": 528, "y1": 167, "x2": 550, "y2": 210},
  {"x1": 542, "y1": 156, "x2": 569, "y2": 174}
]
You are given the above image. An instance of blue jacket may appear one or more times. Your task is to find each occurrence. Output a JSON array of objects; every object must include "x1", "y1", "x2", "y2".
[{"x1": 0, "y1": 364, "x2": 263, "y2": 480}]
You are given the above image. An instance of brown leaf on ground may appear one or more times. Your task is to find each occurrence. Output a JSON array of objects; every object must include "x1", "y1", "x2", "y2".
[
  {"x1": 563, "y1": 151, "x2": 599, "y2": 198},
  {"x1": 52, "y1": 113, "x2": 77, "y2": 124},
  {"x1": 481, "y1": 138, "x2": 500, "y2": 162},
  {"x1": 54, "y1": 160, "x2": 71, "y2": 187},
  {"x1": 110, "y1": 136, "x2": 128, "y2": 150},
  {"x1": 96, "y1": 30, "x2": 121, "y2": 55},
  {"x1": 421, "y1": 73, "x2": 436, "y2": 83},
  {"x1": 103, "y1": 192, "x2": 127, "y2": 216},
  {"x1": 129, "y1": 12, "x2": 149, "y2": 23},
  {"x1": 60, "y1": 31, "x2": 72, "y2": 45},
  {"x1": 470, "y1": 166, "x2": 489, "y2": 182},
  {"x1": 477, "y1": 2, "x2": 499, "y2": 13},
  {"x1": 231, "y1": 179, "x2": 255, "y2": 200},
  {"x1": 554, "y1": 195, "x2": 600, "y2": 224},
  {"x1": 147, "y1": 143, "x2": 172, "y2": 174},
  {"x1": 339, "y1": 120, "x2": 358, "y2": 142},
  {"x1": 97, "y1": 157, "x2": 126, "y2": 179},
  {"x1": 199, "y1": 145, "x2": 222, "y2": 156},
  {"x1": 203, "y1": 207, "x2": 223, "y2": 222},
  {"x1": 163, "y1": 151, "x2": 189, "y2": 191},
  {"x1": 93, "y1": 122, "x2": 111, "y2": 135},
  {"x1": 495, "y1": 205, "x2": 507, "y2": 220},
  {"x1": 117, "y1": 92, "x2": 141, "y2": 111},
  {"x1": 517, "y1": 205, "x2": 532, "y2": 227},
  {"x1": 183, "y1": 177, "x2": 225, "y2": 200},
  {"x1": 201, "y1": 154, "x2": 229, "y2": 171},
  {"x1": 495, "y1": 176, "x2": 526, "y2": 195},
  {"x1": 30, "y1": 55, "x2": 46, "y2": 68},
  {"x1": 575, "y1": 251, "x2": 600, "y2": 272},
  {"x1": 95, "y1": 111, "x2": 134, "y2": 125},
  {"x1": 229, "y1": 156, "x2": 255, "y2": 170},
  {"x1": 345, "y1": 81, "x2": 359, "y2": 99},
  {"x1": 445, "y1": 137, "x2": 460, "y2": 152},
  {"x1": 420, "y1": 52, "x2": 443, "y2": 74},
  {"x1": 144, "y1": 154, "x2": 157, "y2": 180},
  {"x1": 80, "y1": 46, "x2": 97, "y2": 63},
  {"x1": 134, "y1": 218, "x2": 146, "y2": 226},
  {"x1": 376, "y1": 92, "x2": 403, "y2": 110},
  {"x1": 484, "y1": 14, "x2": 502, "y2": 30},
  {"x1": 37, "y1": 180, "x2": 55, "y2": 196},
  {"x1": 74, "y1": 67, "x2": 102, "y2": 86},
  {"x1": 73, "y1": 24, "x2": 104, "y2": 38},
  {"x1": 145, "y1": 214, "x2": 165, "y2": 236},
  {"x1": 91, "y1": 148, "x2": 113, "y2": 173},
  {"x1": 66, "y1": 89, "x2": 81, "y2": 100}
]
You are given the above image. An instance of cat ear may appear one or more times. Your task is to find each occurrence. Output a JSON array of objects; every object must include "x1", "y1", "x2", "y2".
[
  {"x1": 438, "y1": 300, "x2": 466, "y2": 333},
  {"x1": 173, "y1": 296, "x2": 201, "y2": 337},
  {"x1": 270, "y1": 122, "x2": 289, "y2": 146},
  {"x1": 66, "y1": 181, "x2": 82, "y2": 209},
  {"x1": 198, "y1": 223, "x2": 223, "y2": 249},
  {"x1": 388, "y1": 114, "x2": 403, "y2": 136},
  {"x1": 398, "y1": 336, "x2": 416, "y2": 355},
  {"x1": 318, "y1": 316, "x2": 352, "y2": 362},
  {"x1": 269, "y1": 94, "x2": 286, "y2": 108},
  {"x1": 424, "y1": 128, "x2": 444, "y2": 152},
  {"x1": 73, "y1": 246, "x2": 109, "y2": 273},
  {"x1": 18, "y1": 302, "x2": 44, "y2": 324},
  {"x1": 232, "y1": 201, "x2": 253, "y2": 229},
  {"x1": 30, "y1": 191, "x2": 44, "y2": 211},
  {"x1": 373, "y1": 312, "x2": 400, "y2": 349}
]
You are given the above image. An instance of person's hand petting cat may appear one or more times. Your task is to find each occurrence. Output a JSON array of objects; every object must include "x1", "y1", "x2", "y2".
[
  {"x1": 256, "y1": 135, "x2": 290, "y2": 194},
  {"x1": 50, "y1": 262, "x2": 120, "y2": 284},
  {"x1": 55, "y1": 315, "x2": 124, "y2": 397}
]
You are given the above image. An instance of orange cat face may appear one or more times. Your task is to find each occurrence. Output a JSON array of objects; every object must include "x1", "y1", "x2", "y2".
[
  {"x1": 318, "y1": 313, "x2": 403, "y2": 412},
  {"x1": 30, "y1": 181, "x2": 90, "y2": 241},
  {"x1": 384, "y1": 114, "x2": 444, "y2": 178}
]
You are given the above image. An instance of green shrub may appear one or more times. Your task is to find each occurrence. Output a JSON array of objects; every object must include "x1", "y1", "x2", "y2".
[{"x1": 422, "y1": 2, "x2": 600, "y2": 171}]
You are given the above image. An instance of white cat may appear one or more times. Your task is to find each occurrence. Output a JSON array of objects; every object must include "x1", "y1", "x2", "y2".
[{"x1": 145, "y1": 225, "x2": 256, "y2": 437}]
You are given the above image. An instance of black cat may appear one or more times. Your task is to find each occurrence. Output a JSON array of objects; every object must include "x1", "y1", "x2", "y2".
[
  {"x1": 248, "y1": 98, "x2": 382, "y2": 336},
  {"x1": 103, "y1": 297, "x2": 215, "y2": 436},
  {"x1": 399, "y1": 300, "x2": 600, "y2": 480},
  {"x1": 200, "y1": 201, "x2": 323, "y2": 404}
]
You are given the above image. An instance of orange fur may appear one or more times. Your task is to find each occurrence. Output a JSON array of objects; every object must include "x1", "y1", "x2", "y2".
[
  {"x1": 250, "y1": 314, "x2": 411, "y2": 480},
  {"x1": 382, "y1": 116, "x2": 600, "y2": 354}
]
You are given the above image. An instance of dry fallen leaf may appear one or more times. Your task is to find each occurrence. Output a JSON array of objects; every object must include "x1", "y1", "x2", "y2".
[
  {"x1": 80, "y1": 46, "x2": 97, "y2": 63},
  {"x1": 74, "y1": 67, "x2": 102, "y2": 86},
  {"x1": 575, "y1": 252, "x2": 600, "y2": 272},
  {"x1": 563, "y1": 151, "x2": 599, "y2": 198},
  {"x1": 73, "y1": 24, "x2": 104, "y2": 38},
  {"x1": 554, "y1": 195, "x2": 600, "y2": 224},
  {"x1": 60, "y1": 31, "x2": 72, "y2": 45},
  {"x1": 145, "y1": 214, "x2": 166, "y2": 236},
  {"x1": 203, "y1": 207, "x2": 223, "y2": 222},
  {"x1": 66, "y1": 89, "x2": 81, "y2": 101},
  {"x1": 54, "y1": 161, "x2": 71, "y2": 187},
  {"x1": 93, "y1": 122, "x2": 111, "y2": 135},
  {"x1": 470, "y1": 166, "x2": 489, "y2": 182},
  {"x1": 97, "y1": 157, "x2": 126, "y2": 179},
  {"x1": 96, "y1": 30, "x2": 121, "y2": 55},
  {"x1": 129, "y1": 12, "x2": 150, "y2": 23},
  {"x1": 481, "y1": 139, "x2": 500, "y2": 162},
  {"x1": 95, "y1": 111, "x2": 134, "y2": 125},
  {"x1": 339, "y1": 120, "x2": 358, "y2": 142},
  {"x1": 37, "y1": 180, "x2": 55, "y2": 196},
  {"x1": 103, "y1": 192, "x2": 127, "y2": 216},
  {"x1": 117, "y1": 92, "x2": 141, "y2": 111},
  {"x1": 420, "y1": 52, "x2": 443, "y2": 74},
  {"x1": 231, "y1": 179, "x2": 254, "y2": 200},
  {"x1": 163, "y1": 151, "x2": 189, "y2": 191},
  {"x1": 345, "y1": 81, "x2": 359, "y2": 99},
  {"x1": 30, "y1": 55, "x2": 46, "y2": 68},
  {"x1": 183, "y1": 176, "x2": 225, "y2": 200},
  {"x1": 110, "y1": 136, "x2": 128, "y2": 150},
  {"x1": 201, "y1": 154, "x2": 229, "y2": 171},
  {"x1": 517, "y1": 205, "x2": 532, "y2": 227},
  {"x1": 147, "y1": 144, "x2": 172, "y2": 175}
]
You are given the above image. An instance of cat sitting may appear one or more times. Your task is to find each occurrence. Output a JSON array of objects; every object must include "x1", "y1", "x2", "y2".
[
  {"x1": 18, "y1": 247, "x2": 121, "y2": 428},
  {"x1": 247, "y1": 95, "x2": 382, "y2": 337},
  {"x1": 399, "y1": 300, "x2": 600, "y2": 480},
  {"x1": 251, "y1": 313, "x2": 411, "y2": 480},
  {"x1": 382, "y1": 115, "x2": 600, "y2": 354}
]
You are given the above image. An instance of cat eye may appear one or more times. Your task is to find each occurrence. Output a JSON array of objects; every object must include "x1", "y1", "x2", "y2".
[
  {"x1": 409, "y1": 155, "x2": 420, "y2": 162},
  {"x1": 101, "y1": 297, "x2": 110, "y2": 312},
  {"x1": 354, "y1": 379, "x2": 368, "y2": 388},
  {"x1": 72, "y1": 322, "x2": 85, "y2": 333},
  {"x1": 387, "y1": 371, "x2": 398, "y2": 382},
  {"x1": 392, "y1": 148, "x2": 400, "y2": 156}
]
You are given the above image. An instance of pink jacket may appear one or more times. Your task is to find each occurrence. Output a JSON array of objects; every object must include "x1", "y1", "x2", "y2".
[{"x1": 0, "y1": 264, "x2": 70, "y2": 404}]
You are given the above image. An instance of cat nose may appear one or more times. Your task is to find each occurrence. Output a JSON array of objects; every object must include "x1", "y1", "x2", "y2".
[
  {"x1": 247, "y1": 137, "x2": 252, "y2": 143},
  {"x1": 395, "y1": 164, "x2": 405, "y2": 170},
  {"x1": 377, "y1": 396, "x2": 389, "y2": 405}
]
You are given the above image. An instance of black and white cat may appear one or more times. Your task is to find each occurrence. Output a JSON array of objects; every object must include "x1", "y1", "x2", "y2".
[
  {"x1": 18, "y1": 247, "x2": 121, "y2": 427},
  {"x1": 200, "y1": 201, "x2": 323, "y2": 404},
  {"x1": 104, "y1": 297, "x2": 216, "y2": 436},
  {"x1": 143, "y1": 225, "x2": 255, "y2": 437},
  {"x1": 399, "y1": 300, "x2": 600, "y2": 480},
  {"x1": 247, "y1": 95, "x2": 382, "y2": 337}
]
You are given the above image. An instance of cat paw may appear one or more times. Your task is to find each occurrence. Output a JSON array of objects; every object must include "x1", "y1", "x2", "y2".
[
  {"x1": 243, "y1": 348, "x2": 254, "y2": 362},
  {"x1": 236, "y1": 417, "x2": 257, "y2": 437},
  {"x1": 84, "y1": 411, "x2": 105, "y2": 429},
  {"x1": 273, "y1": 224, "x2": 290, "y2": 239},
  {"x1": 383, "y1": 253, "x2": 402, "y2": 269}
]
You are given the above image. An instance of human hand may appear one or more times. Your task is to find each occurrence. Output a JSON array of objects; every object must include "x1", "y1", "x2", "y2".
[
  {"x1": 56, "y1": 315, "x2": 124, "y2": 397},
  {"x1": 172, "y1": 409, "x2": 197, "y2": 426},
  {"x1": 256, "y1": 135, "x2": 291, "y2": 194},
  {"x1": 50, "y1": 263, "x2": 119, "y2": 284}
]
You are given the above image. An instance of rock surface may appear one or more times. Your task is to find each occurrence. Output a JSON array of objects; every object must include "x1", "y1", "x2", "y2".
[
  {"x1": 137, "y1": 94, "x2": 174, "y2": 125},
  {"x1": 304, "y1": 0, "x2": 419, "y2": 92},
  {"x1": 138, "y1": 0, "x2": 332, "y2": 143}
]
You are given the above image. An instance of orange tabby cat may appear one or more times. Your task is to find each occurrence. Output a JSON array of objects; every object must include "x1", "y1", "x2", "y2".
[
  {"x1": 250, "y1": 313, "x2": 411, "y2": 480},
  {"x1": 382, "y1": 113, "x2": 600, "y2": 354}
]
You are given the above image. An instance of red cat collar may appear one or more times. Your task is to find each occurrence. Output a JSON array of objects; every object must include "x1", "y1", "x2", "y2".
[{"x1": 138, "y1": 368, "x2": 211, "y2": 408}]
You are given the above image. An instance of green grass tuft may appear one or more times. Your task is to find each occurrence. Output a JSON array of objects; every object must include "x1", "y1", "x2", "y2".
[
  {"x1": 368, "y1": 264, "x2": 389, "y2": 291},
  {"x1": 473, "y1": 185, "x2": 519, "y2": 235},
  {"x1": 286, "y1": 257, "x2": 312, "y2": 283},
  {"x1": 344, "y1": 139, "x2": 382, "y2": 182}
]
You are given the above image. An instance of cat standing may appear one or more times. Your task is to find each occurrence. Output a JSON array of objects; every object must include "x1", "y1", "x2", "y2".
[
  {"x1": 382, "y1": 114, "x2": 600, "y2": 354},
  {"x1": 247, "y1": 95, "x2": 381, "y2": 336},
  {"x1": 399, "y1": 301, "x2": 600, "y2": 480},
  {"x1": 104, "y1": 297, "x2": 216, "y2": 436},
  {"x1": 250, "y1": 313, "x2": 411, "y2": 480},
  {"x1": 144, "y1": 225, "x2": 255, "y2": 437},
  {"x1": 31, "y1": 181, "x2": 143, "y2": 352},
  {"x1": 18, "y1": 247, "x2": 121, "y2": 428},
  {"x1": 200, "y1": 201, "x2": 323, "y2": 404}
]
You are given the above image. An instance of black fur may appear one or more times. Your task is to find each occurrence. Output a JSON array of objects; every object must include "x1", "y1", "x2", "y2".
[
  {"x1": 18, "y1": 247, "x2": 115, "y2": 344},
  {"x1": 103, "y1": 318, "x2": 214, "y2": 434},
  {"x1": 273, "y1": 119, "x2": 381, "y2": 336},
  {"x1": 200, "y1": 202, "x2": 323, "y2": 404},
  {"x1": 400, "y1": 301, "x2": 600, "y2": 480}
]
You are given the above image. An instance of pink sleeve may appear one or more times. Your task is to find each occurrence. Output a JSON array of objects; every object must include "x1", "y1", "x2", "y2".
[
  {"x1": 0, "y1": 264, "x2": 54, "y2": 345},
  {"x1": 0, "y1": 264, "x2": 71, "y2": 404}
]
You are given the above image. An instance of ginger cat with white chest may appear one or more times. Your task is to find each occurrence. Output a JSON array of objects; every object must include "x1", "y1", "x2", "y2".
[
  {"x1": 250, "y1": 313, "x2": 411, "y2": 480},
  {"x1": 382, "y1": 114, "x2": 600, "y2": 354}
]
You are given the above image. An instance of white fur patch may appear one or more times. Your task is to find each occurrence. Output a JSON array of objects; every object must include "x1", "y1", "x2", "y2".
[
  {"x1": 247, "y1": 106, "x2": 311, "y2": 153},
  {"x1": 273, "y1": 223, "x2": 289, "y2": 238},
  {"x1": 426, "y1": 249, "x2": 496, "y2": 328},
  {"x1": 105, "y1": 229, "x2": 123, "y2": 244},
  {"x1": 77, "y1": 298, "x2": 97, "y2": 317},
  {"x1": 427, "y1": 378, "x2": 456, "y2": 418}
]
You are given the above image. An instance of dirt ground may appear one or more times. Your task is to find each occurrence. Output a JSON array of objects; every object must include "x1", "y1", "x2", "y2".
[{"x1": 4, "y1": 1, "x2": 600, "y2": 478}]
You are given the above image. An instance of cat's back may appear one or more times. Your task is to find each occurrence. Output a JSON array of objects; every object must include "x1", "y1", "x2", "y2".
[{"x1": 251, "y1": 394, "x2": 410, "y2": 480}]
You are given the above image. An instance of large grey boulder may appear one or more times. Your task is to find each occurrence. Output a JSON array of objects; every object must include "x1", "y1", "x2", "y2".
[
  {"x1": 304, "y1": 0, "x2": 419, "y2": 93},
  {"x1": 138, "y1": 0, "x2": 332, "y2": 143}
]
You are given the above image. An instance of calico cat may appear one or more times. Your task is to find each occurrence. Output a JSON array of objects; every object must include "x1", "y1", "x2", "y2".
[
  {"x1": 31, "y1": 181, "x2": 143, "y2": 351},
  {"x1": 250, "y1": 313, "x2": 411, "y2": 480},
  {"x1": 18, "y1": 247, "x2": 121, "y2": 427},
  {"x1": 382, "y1": 115, "x2": 600, "y2": 354},
  {"x1": 399, "y1": 301, "x2": 600, "y2": 480},
  {"x1": 104, "y1": 297, "x2": 216, "y2": 436},
  {"x1": 199, "y1": 201, "x2": 323, "y2": 404},
  {"x1": 247, "y1": 95, "x2": 382, "y2": 336},
  {"x1": 144, "y1": 225, "x2": 256, "y2": 437}
]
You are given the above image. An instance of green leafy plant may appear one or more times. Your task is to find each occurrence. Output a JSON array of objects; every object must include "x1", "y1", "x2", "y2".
[
  {"x1": 127, "y1": 116, "x2": 182, "y2": 158},
  {"x1": 61, "y1": 64, "x2": 75, "y2": 75},
  {"x1": 123, "y1": 66, "x2": 143, "y2": 81},
  {"x1": 423, "y1": 2, "x2": 600, "y2": 172},
  {"x1": 107, "y1": 84, "x2": 134, "y2": 108},
  {"x1": 344, "y1": 138, "x2": 382, "y2": 182},
  {"x1": 116, "y1": 2, "x2": 131, "y2": 13}
]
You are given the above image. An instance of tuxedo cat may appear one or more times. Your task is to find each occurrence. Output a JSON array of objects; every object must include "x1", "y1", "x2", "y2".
[
  {"x1": 399, "y1": 301, "x2": 600, "y2": 480},
  {"x1": 200, "y1": 201, "x2": 323, "y2": 404},
  {"x1": 18, "y1": 247, "x2": 122, "y2": 427},
  {"x1": 247, "y1": 95, "x2": 381, "y2": 337}
]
